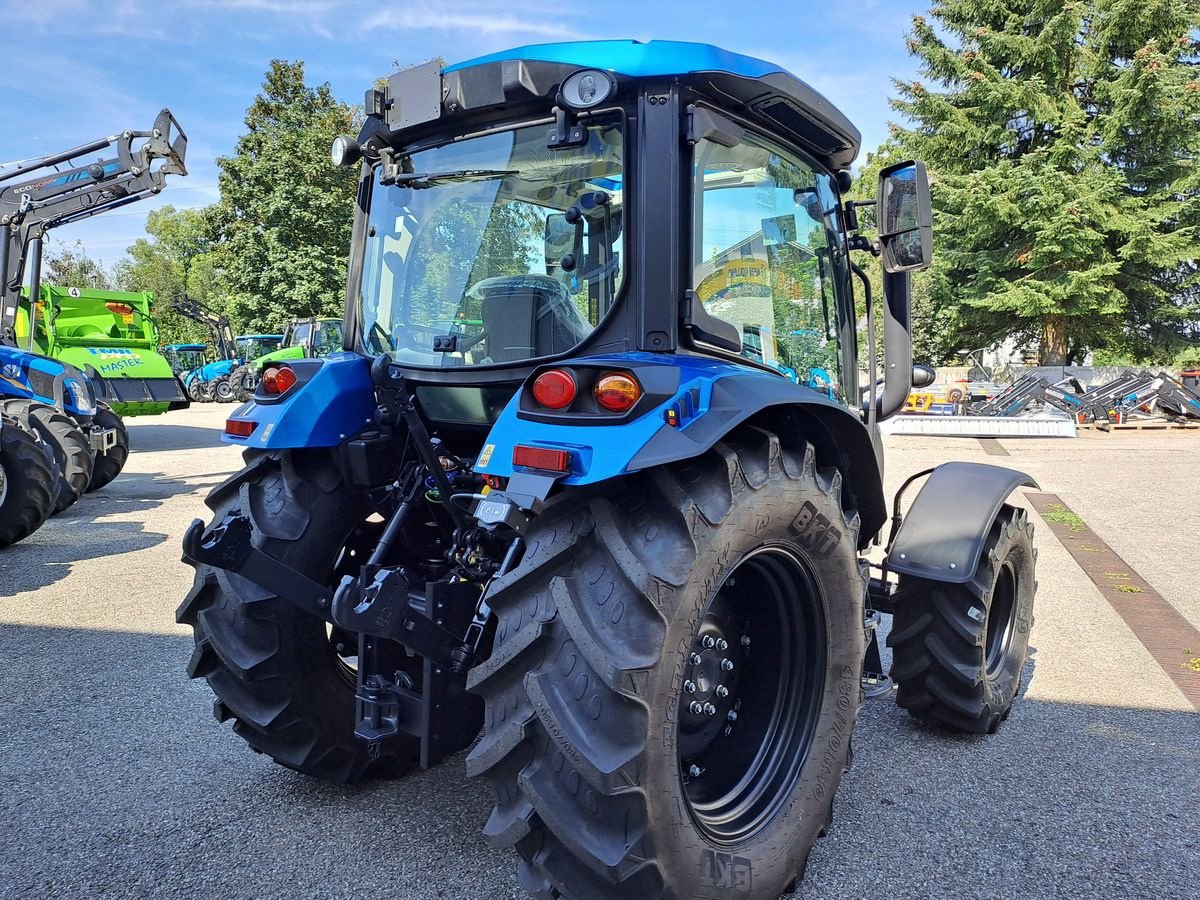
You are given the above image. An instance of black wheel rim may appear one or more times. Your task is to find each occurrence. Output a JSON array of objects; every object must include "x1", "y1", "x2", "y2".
[
  {"x1": 985, "y1": 561, "x2": 1017, "y2": 675},
  {"x1": 677, "y1": 545, "x2": 827, "y2": 844}
]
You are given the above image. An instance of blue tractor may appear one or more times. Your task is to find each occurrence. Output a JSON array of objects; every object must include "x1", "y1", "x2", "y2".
[
  {"x1": 179, "y1": 43, "x2": 1038, "y2": 898},
  {"x1": 0, "y1": 110, "x2": 186, "y2": 543}
]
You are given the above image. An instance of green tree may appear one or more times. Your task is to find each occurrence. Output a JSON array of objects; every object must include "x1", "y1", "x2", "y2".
[
  {"x1": 210, "y1": 60, "x2": 359, "y2": 333},
  {"x1": 43, "y1": 240, "x2": 111, "y2": 290},
  {"x1": 891, "y1": 0, "x2": 1200, "y2": 364},
  {"x1": 113, "y1": 205, "x2": 217, "y2": 345}
]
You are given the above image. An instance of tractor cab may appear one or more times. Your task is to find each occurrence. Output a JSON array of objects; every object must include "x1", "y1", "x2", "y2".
[
  {"x1": 282, "y1": 318, "x2": 342, "y2": 358},
  {"x1": 235, "y1": 334, "x2": 284, "y2": 360},
  {"x1": 330, "y1": 41, "x2": 930, "y2": 472},
  {"x1": 164, "y1": 343, "x2": 208, "y2": 376}
]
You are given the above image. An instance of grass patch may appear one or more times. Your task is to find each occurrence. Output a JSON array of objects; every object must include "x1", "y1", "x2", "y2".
[
  {"x1": 1114, "y1": 584, "x2": 1144, "y2": 593},
  {"x1": 1043, "y1": 503, "x2": 1087, "y2": 531},
  {"x1": 1183, "y1": 657, "x2": 1200, "y2": 673}
]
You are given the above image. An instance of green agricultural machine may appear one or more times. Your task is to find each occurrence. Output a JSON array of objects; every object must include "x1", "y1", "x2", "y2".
[
  {"x1": 14, "y1": 285, "x2": 189, "y2": 416},
  {"x1": 228, "y1": 317, "x2": 342, "y2": 401}
]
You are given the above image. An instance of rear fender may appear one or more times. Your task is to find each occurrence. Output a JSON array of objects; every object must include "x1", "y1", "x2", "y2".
[
  {"x1": 886, "y1": 462, "x2": 1038, "y2": 584},
  {"x1": 223, "y1": 352, "x2": 377, "y2": 448},
  {"x1": 474, "y1": 353, "x2": 887, "y2": 543}
]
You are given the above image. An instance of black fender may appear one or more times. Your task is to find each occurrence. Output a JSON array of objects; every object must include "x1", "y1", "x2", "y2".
[
  {"x1": 886, "y1": 462, "x2": 1037, "y2": 584},
  {"x1": 629, "y1": 374, "x2": 887, "y2": 546}
]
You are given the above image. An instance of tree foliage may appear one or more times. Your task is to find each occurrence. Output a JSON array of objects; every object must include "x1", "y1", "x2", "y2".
[
  {"x1": 113, "y1": 206, "x2": 217, "y2": 345},
  {"x1": 43, "y1": 241, "x2": 112, "y2": 291},
  {"x1": 209, "y1": 60, "x2": 359, "y2": 333},
  {"x1": 891, "y1": 0, "x2": 1200, "y2": 364}
]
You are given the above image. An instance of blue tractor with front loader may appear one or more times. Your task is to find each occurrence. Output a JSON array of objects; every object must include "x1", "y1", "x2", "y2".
[
  {"x1": 0, "y1": 110, "x2": 187, "y2": 546},
  {"x1": 179, "y1": 42, "x2": 1038, "y2": 899}
]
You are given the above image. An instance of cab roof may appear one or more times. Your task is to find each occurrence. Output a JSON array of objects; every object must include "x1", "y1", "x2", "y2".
[{"x1": 440, "y1": 40, "x2": 860, "y2": 167}]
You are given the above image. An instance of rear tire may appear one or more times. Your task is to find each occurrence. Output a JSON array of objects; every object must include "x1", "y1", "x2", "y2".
[
  {"x1": 187, "y1": 380, "x2": 204, "y2": 403},
  {"x1": 177, "y1": 449, "x2": 418, "y2": 782},
  {"x1": 888, "y1": 505, "x2": 1036, "y2": 733},
  {"x1": 86, "y1": 403, "x2": 129, "y2": 492},
  {"x1": 1, "y1": 400, "x2": 93, "y2": 514},
  {"x1": 468, "y1": 426, "x2": 865, "y2": 899},
  {"x1": 230, "y1": 364, "x2": 255, "y2": 402},
  {"x1": 0, "y1": 417, "x2": 56, "y2": 547}
]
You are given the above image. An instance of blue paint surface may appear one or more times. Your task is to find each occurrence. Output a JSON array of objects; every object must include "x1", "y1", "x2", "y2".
[
  {"x1": 0, "y1": 345, "x2": 96, "y2": 418},
  {"x1": 445, "y1": 40, "x2": 786, "y2": 80},
  {"x1": 222, "y1": 352, "x2": 377, "y2": 448},
  {"x1": 475, "y1": 352, "x2": 790, "y2": 485}
]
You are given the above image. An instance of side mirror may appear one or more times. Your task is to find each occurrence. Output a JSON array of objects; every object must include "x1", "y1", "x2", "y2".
[
  {"x1": 877, "y1": 161, "x2": 932, "y2": 273},
  {"x1": 912, "y1": 364, "x2": 936, "y2": 388},
  {"x1": 544, "y1": 214, "x2": 584, "y2": 283}
]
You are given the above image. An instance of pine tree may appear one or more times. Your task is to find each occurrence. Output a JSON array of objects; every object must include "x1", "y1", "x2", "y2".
[
  {"x1": 891, "y1": 0, "x2": 1200, "y2": 364},
  {"x1": 210, "y1": 60, "x2": 359, "y2": 333}
]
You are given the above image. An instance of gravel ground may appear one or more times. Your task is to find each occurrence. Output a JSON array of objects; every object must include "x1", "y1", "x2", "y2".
[{"x1": 1, "y1": 406, "x2": 1196, "y2": 899}]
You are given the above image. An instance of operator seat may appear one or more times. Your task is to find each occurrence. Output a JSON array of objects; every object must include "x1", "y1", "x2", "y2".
[{"x1": 474, "y1": 275, "x2": 593, "y2": 363}]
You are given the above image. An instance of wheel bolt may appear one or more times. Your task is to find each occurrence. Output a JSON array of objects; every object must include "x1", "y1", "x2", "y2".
[
  {"x1": 727, "y1": 710, "x2": 738, "y2": 722},
  {"x1": 703, "y1": 703, "x2": 717, "y2": 716},
  {"x1": 715, "y1": 685, "x2": 729, "y2": 698},
  {"x1": 689, "y1": 652, "x2": 703, "y2": 665},
  {"x1": 683, "y1": 680, "x2": 697, "y2": 694},
  {"x1": 688, "y1": 764, "x2": 703, "y2": 777},
  {"x1": 724, "y1": 725, "x2": 733, "y2": 737},
  {"x1": 740, "y1": 635, "x2": 751, "y2": 648},
  {"x1": 716, "y1": 638, "x2": 729, "y2": 651},
  {"x1": 702, "y1": 635, "x2": 716, "y2": 649},
  {"x1": 721, "y1": 658, "x2": 734, "y2": 672},
  {"x1": 689, "y1": 701, "x2": 704, "y2": 715}
]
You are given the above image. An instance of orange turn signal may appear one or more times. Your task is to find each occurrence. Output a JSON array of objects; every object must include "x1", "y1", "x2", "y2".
[
  {"x1": 594, "y1": 372, "x2": 641, "y2": 412},
  {"x1": 262, "y1": 365, "x2": 298, "y2": 395}
]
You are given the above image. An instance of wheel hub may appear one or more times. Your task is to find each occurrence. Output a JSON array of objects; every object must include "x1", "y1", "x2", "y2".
[
  {"x1": 679, "y1": 616, "x2": 743, "y2": 753},
  {"x1": 0, "y1": 461, "x2": 8, "y2": 508}
]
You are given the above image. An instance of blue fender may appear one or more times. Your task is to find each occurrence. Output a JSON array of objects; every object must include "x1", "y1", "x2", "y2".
[
  {"x1": 886, "y1": 462, "x2": 1038, "y2": 584},
  {"x1": 222, "y1": 353, "x2": 377, "y2": 448},
  {"x1": 475, "y1": 352, "x2": 887, "y2": 540}
]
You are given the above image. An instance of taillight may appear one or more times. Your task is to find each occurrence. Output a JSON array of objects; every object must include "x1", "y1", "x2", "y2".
[
  {"x1": 262, "y1": 365, "x2": 298, "y2": 395},
  {"x1": 594, "y1": 372, "x2": 641, "y2": 412},
  {"x1": 513, "y1": 445, "x2": 572, "y2": 473},
  {"x1": 105, "y1": 302, "x2": 134, "y2": 315},
  {"x1": 531, "y1": 369, "x2": 576, "y2": 409},
  {"x1": 225, "y1": 419, "x2": 257, "y2": 437}
]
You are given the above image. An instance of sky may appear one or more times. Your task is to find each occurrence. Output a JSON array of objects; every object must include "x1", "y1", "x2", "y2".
[{"x1": 0, "y1": 0, "x2": 926, "y2": 268}]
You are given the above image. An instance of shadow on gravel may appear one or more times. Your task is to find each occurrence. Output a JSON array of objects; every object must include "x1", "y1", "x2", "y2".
[
  {"x1": 126, "y1": 421, "x2": 229, "y2": 453},
  {"x1": 0, "y1": 621, "x2": 1195, "y2": 899},
  {"x1": 0, "y1": 471, "x2": 227, "y2": 596}
]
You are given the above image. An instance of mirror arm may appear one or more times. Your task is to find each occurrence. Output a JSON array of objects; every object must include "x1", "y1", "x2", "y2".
[{"x1": 876, "y1": 270, "x2": 913, "y2": 420}]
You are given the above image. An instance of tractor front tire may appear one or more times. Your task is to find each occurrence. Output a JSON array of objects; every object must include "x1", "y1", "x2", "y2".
[
  {"x1": 469, "y1": 426, "x2": 865, "y2": 900},
  {"x1": 177, "y1": 449, "x2": 418, "y2": 782},
  {"x1": 0, "y1": 417, "x2": 56, "y2": 547},
  {"x1": 187, "y1": 380, "x2": 205, "y2": 403},
  {"x1": 87, "y1": 403, "x2": 129, "y2": 492},
  {"x1": 1, "y1": 400, "x2": 94, "y2": 514},
  {"x1": 888, "y1": 505, "x2": 1036, "y2": 733},
  {"x1": 214, "y1": 377, "x2": 236, "y2": 403}
]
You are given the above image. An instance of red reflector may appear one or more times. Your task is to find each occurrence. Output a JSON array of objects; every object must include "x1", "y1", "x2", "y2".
[
  {"x1": 513, "y1": 445, "x2": 571, "y2": 473},
  {"x1": 531, "y1": 369, "x2": 576, "y2": 410},
  {"x1": 104, "y1": 302, "x2": 134, "y2": 315},
  {"x1": 225, "y1": 419, "x2": 258, "y2": 437},
  {"x1": 263, "y1": 365, "x2": 298, "y2": 395}
]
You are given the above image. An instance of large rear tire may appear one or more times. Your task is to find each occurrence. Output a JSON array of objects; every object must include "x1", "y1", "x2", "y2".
[
  {"x1": 468, "y1": 426, "x2": 865, "y2": 899},
  {"x1": 0, "y1": 417, "x2": 56, "y2": 547},
  {"x1": 86, "y1": 403, "x2": 129, "y2": 492},
  {"x1": 177, "y1": 449, "x2": 419, "y2": 782},
  {"x1": 1, "y1": 400, "x2": 93, "y2": 514},
  {"x1": 888, "y1": 505, "x2": 1036, "y2": 733}
]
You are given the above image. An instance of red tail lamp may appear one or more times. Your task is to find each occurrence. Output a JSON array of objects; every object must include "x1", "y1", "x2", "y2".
[
  {"x1": 513, "y1": 445, "x2": 572, "y2": 473},
  {"x1": 105, "y1": 302, "x2": 134, "y2": 315},
  {"x1": 531, "y1": 369, "x2": 576, "y2": 409},
  {"x1": 225, "y1": 419, "x2": 258, "y2": 438},
  {"x1": 594, "y1": 372, "x2": 641, "y2": 412},
  {"x1": 262, "y1": 365, "x2": 298, "y2": 395}
]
